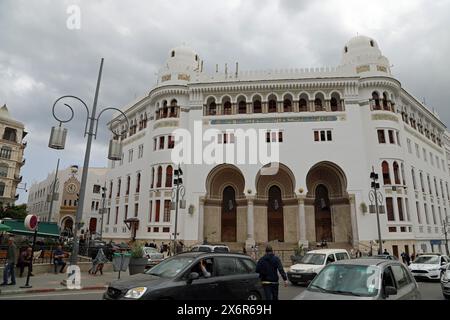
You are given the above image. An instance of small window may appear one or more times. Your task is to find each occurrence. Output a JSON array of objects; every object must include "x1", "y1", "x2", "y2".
[
  {"x1": 171, "y1": 51, "x2": 175, "y2": 57},
  {"x1": 388, "y1": 227, "x2": 396, "y2": 232},
  {"x1": 162, "y1": 227, "x2": 170, "y2": 233},
  {"x1": 378, "y1": 130, "x2": 386, "y2": 143},
  {"x1": 370, "y1": 40, "x2": 374, "y2": 47},
  {"x1": 344, "y1": 46, "x2": 348, "y2": 53}
]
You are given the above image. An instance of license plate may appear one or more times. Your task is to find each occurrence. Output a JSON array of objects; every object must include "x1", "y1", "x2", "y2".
[{"x1": 291, "y1": 275, "x2": 302, "y2": 279}]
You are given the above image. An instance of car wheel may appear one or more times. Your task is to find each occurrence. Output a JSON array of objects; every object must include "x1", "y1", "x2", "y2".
[{"x1": 247, "y1": 292, "x2": 261, "y2": 300}]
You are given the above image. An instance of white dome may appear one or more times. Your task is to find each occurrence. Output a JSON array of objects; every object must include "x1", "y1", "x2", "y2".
[
  {"x1": 344, "y1": 35, "x2": 379, "y2": 52},
  {"x1": 158, "y1": 44, "x2": 201, "y2": 84}
]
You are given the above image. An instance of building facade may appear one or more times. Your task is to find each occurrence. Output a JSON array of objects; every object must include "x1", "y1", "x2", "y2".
[
  {"x1": 27, "y1": 166, "x2": 107, "y2": 237},
  {"x1": 102, "y1": 35, "x2": 450, "y2": 256},
  {"x1": 0, "y1": 104, "x2": 26, "y2": 208}
]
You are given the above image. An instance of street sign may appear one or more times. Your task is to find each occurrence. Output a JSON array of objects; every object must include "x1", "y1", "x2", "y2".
[{"x1": 24, "y1": 214, "x2": 38, "y2": 231}]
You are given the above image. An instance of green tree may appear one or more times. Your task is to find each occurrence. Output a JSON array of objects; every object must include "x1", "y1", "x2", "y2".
[{"x1": 0, "y1": 204, "x2": 28, "y2": 219}]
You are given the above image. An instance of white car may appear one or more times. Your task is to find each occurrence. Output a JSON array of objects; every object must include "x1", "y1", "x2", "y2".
[
  {"x1": 408, "y1": 254, "x2": 449, "y2": 281},
  {"x1": 190, "y1": 244, "x2": 230, "y2": 253},
  {"x1": 287, "y1": 249, "x2": 350, "y2": 285},
  {"x1": 142, "y1": 247, "x2": 165, "y2": 268}
]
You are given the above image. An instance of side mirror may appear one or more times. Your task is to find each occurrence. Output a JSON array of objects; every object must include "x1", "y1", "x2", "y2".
[
  {"x1": 187, "y1": 272, "x2": 199, "y2": 284},
  {"x1": 385, "y1": 286, "x2": 397, "y2": 297}
]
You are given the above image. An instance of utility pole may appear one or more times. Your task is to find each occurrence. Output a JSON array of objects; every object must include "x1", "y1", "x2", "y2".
[
  {"x1": 444, "y1": 217, "x2": 449, "y2": 256},
  {"x1": 100, "y1": 183, "x2": 106, "y2": 241},
  {"x1": 172, "y1": 165, "x2": 185, "y2": 256},
  {"x1": 47, "y1": 158, "x2": 60, "y2": 222}
]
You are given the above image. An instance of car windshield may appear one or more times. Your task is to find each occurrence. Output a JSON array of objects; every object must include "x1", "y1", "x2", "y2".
[
  {"x1": 414, "y1": 256, "x2": 439, "y2": 264},
  {"x1": 300, "y1": 253, "x2": 326, "y2": 265},
  {"x1": 309, "y1": 264, "x2": 380, "y2": 297},
  {"x1": 145, "y1": 256, "x2": 194, "y2": 278},
  {"x1": 213, "y1": 247, "x2": 229, "y2": 253}
]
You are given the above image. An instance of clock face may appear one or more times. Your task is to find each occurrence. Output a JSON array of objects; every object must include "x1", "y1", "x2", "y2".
[{"x1": 66, "y1": 183, "x2": 78, "y2": 194}]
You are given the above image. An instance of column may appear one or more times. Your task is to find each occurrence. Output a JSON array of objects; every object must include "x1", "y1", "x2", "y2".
[
  {"x1": 198, "y1": 197, "x2": 205, "y2": 242},
  {"x1": 293, "y1": 101, "x2": 299, "y2": 113},
  {"x1": 393, "y1": 194, "x2": 400, "y2": 221},
  {"x1": 298, "y1": 196, "x2": 308, "y2": 247},
  {"x1": 349, "y1": 194, "x2": 359, "y2": 248},
  {"x1": 246, "y1": 196, "x2": 255, "y2": 248}
]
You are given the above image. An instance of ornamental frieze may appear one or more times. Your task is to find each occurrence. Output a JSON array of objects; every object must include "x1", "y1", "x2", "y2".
[
  {"x1": 209, "y1": 115, "x2": 341, "y2": 125},
  {"x1": 153, "y1": 119, "x2": 179, "y2": 129},
  {"x1": 371, "y1": 113, "x2": 399, "y2": 122}
]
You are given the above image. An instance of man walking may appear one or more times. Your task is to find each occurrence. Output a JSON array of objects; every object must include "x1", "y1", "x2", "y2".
[
  {"x1": 256, "y1": 245, "x2": 288, "y2": 300},
  {"x1": 1, "y1": 236, "x2": 17, "y2": 286}
]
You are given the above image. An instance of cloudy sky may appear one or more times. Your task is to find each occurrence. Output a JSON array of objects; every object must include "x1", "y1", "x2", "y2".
[{"x1": 1, "y1": 0, "x2": 449, "y2": 204}]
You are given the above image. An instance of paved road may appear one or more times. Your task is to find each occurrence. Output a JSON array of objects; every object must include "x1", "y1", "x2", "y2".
[{"x1": 0, "y1": 280, "x2": 444, "y2": 300}]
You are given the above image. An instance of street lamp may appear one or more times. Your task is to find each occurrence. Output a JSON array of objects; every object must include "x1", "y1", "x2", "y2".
[
  {"x1": 171, "y1": 165, "x2": 185, "y2": 255},
  {"x1": 369, "y1": 167, "x2": 384, "y2": 255},
  {"x1": 48, "y1": 58, "x2": 129, "y2": 265}
]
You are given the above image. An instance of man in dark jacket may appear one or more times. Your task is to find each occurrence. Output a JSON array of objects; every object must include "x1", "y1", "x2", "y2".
[
  {"x1": 1, "y1": 236, "x2": 17, "y2": 286},
  {"x1": 255, "y1": 245, "x2": 288, "y2": 300}
]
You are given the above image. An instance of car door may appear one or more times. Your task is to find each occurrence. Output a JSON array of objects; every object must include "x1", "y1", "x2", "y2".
[
  {"x1": 214, "y1": 256, "x2": 244, "y2": 300},
  {"x1": 182, "y1": 257, "x2": 221, "y2": 300},
  {"x1": 391, "y1": 264, "x2": 417, "y2": 300}
]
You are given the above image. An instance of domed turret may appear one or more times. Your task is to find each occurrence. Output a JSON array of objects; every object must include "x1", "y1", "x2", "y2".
[
  {"x1": 158, "y1": 44, "x2": 201, "y2": 84},
  {"x1": 340, "y1": 35, "x2": 391, "y2": 76}
]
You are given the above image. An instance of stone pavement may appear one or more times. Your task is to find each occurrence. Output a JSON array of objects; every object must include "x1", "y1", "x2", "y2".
[{"x1": 0, "y1": 270, "x2": 131, "y2": 296}]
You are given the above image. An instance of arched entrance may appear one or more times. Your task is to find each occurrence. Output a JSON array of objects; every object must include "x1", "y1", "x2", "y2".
[
  {"x1": 89, "y1": 218, "x2": 97, "y2": 234},
  {"x1": 267, "y1": 185, "x2": 284, "y2": 242},
  {"x1": 306, "y1": 162, "x2": 351, "y2": 244},
  {"x1": 314, "y1": 185, "x2": 332, "y2": 242},
  {"x1": 61, "y1": 216, "x2": 74, "y2": 237},
  {"x1": 204, "y1": 164, "x2": 246, "y2": 243},
  {"x1": 255, "y1": 163, "x2": 296, "y2": 243},
  {"x1": 221, "y1": 186, "x2": 237, "y2": 242}
]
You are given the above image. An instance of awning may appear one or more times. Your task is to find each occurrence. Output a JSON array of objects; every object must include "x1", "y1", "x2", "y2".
[
  {"x1": 1, "y1": 220, "x2": 60, "y2": 238},
  {"x1": 0, "y1": 223, "x2": 12, "y2": 232}
]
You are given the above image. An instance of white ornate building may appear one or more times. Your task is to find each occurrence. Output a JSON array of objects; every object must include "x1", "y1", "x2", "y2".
[
  {"x1": 0, "y1": 104, "x2": 26, "y2": 208},
  {"x1": 27, "y1": 166, "x2": 107, "y2": 237},
  {"x1": 102, "y1": 35, "x2": 450, "y2": 256}
]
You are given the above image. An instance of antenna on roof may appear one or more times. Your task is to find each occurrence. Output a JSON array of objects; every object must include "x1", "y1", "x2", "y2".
[{"x1": 235, "y1": 62, "x2": 239, "y2": 78}]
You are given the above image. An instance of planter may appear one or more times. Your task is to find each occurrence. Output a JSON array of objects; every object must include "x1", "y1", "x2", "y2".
[{"x1": 128, "y1": 257, "x2": 148, "y2": 275}]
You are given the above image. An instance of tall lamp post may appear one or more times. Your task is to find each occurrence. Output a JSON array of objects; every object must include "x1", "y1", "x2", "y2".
[
  {"x1": 369, "y1": 167, "x2": 384, "y2": 255},
  {"x1": 48, "y1": 58, "x2": 129, "y2": 265},
  {"x1": 47, "y1": 158, "x2": 60, "y2": 222},
  {"x1": 171, "y1": 165, "x2": 186, "y2": 255},
  {"x1": 443, "y1": 216, "x2": 449, "y2": 256}
]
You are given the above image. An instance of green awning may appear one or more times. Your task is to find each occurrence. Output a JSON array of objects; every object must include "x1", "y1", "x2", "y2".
[
  {"x1": 1, "y1": 220, "x2": 60, "y2": 238},
  {"x1": 0, "y1": 223, "x2": 12, "y2": 232}
]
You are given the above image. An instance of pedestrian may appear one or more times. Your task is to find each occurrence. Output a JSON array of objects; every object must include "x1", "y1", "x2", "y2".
[
  {"x1": 405, "y1": 253, "x2": 411, "y2": 265},
  {"x1": 88, "y1": 248, "x2": 108, "y2": 275},
  {"x1": 400, "y1": 252, "x2": 406, "y2": 264},
  {"x1": 1, "y1": 236, "x2": 17, "y2": 286},
  {"x1": 383, "y1": 249, "x2": 389, "y2": 255},
  {"x1": 243, "y1": 246, "x2": 247, "y2": 255},
  {"x1": 53, "y1": 245, "x2": 67, "y2": 274},
  {"x1": 255, "y1": 245, "x2": 288, "y2": 300},
  {"x1": 17, "y1": 246, "x2": 33, "y2": 277},
  {"x1": 411, "y1": 252, "x2": 416, "y2": 262}
]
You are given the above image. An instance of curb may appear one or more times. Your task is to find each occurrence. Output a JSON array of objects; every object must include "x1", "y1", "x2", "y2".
[{"x1": 0, "y1": 285, "x2": 107, "y2": 297}]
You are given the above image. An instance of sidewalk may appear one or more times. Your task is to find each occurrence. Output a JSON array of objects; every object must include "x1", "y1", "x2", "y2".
[{"x1": 0, "y1": 271, "x2": 131, "y2": 296}]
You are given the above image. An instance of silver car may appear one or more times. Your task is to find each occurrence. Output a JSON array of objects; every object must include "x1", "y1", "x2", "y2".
[
  {"x1": 295, "y1": 259, "x2": 421, "y2": 300},
  {"x1": 143, "y1": 247, "x2": 164, "y2": 268}
]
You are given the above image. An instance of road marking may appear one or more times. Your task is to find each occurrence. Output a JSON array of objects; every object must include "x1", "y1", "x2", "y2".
[{"x1": 0, "y1": 290, "x2": 104, "y2": 300}]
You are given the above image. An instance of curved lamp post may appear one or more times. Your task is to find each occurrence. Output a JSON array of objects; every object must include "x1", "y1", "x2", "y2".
[{"x1": 48, "y1": 58, "x2": 129, "y2": 265}]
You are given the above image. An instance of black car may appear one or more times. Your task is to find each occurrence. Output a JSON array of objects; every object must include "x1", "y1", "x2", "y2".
[{"x1": 103, "y1": 252, "x2": 265, "y2": 300}]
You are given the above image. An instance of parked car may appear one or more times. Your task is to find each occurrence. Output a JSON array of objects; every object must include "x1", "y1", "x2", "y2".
[
  {"x1": 190, "y1": 244, "x2": 230, "y2": 253},
  {"x1": 295, "y1": 259, "x2": 421, "y2": 300},
  {"x1": 366, "y1": 254, "x2": 398, "y2": 261},
  {"x1": 408, "y1": 254, "x2": 449, "y2": 281},
  {"x1": 103, "y1": 252, "x2": 264, "y2": 300},
  {"x1": 440, "y1": 263, "x2": 450, "y2": 299},
  {"x1": 288, "y1": 249, "x2": 350, "y2": 286},
  {"x1": 143, "y1": 247, "x2": 164, "y2": 268}
]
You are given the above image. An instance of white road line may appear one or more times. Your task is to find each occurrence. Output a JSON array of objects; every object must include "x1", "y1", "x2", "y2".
[{"x1": 0, "y1": 290, "x2": 104, "y2": 299}]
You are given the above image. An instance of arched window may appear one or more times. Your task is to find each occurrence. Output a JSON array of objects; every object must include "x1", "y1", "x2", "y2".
[
  {"x1": 162, "y1": 101, "x2": 168, "y2": 118},
  {"x1": 411, "y1": 168, "x2": 417, "y2": 190},
  {"x1": 330, "y1": 98, "x2": 338, "y2": 112},
  {"x1": 171, "y1": 50, "x2": 175, "y2": 57},
  {"x1": 0, "y1": 163, "x2": 8, "y2": 178},
  {"x1": 253, "y1": 99, "x2": 262, "y2": 113},
  {"x1": 401, "y1": 163, "x2": 406, "y2": 185},
  {"x1": 314, "y1": 98, "x2": 323, "y2": 111},
  {"x1": 382, "y1": 161, "x2": 391, "y2": 185},
  {"x1": 299, "y1": 98, "x2": 308, "y2": 112},
  {"x1": 3, "y1": 128, "x2": 17, "y2": 142},
  {"x1": 393, "y1": 162, "x2": 401, "y2": 185},
  {"x1": 383, "y1": 92, "x2": 389, "y2": 110},
  {"x1": 238, "y1": 100, "x2": 247, "y2": 114},
  {"x1": 330, "y1": 93, "x2": 341, "y2": 112},
  {"x1": 344, "y1": 46, "x2": 348, "y2": 53},
  {"x1": 0, "y1": 146, "x2": 12, "y2": 160},
  {"x1": 370, "y1": 40, "x2": 374, "y2": 47},
  {"x1": 126, "y1": 176, "x2": 130, "y2": 195},
  {"x1": 268, "y1": 99, "x2": 277, "y2": 113},
  {"x1": 283, "y1": 99, "x2": 292, "y2": 112},
  {"x1": 208, "y1": 101, "x2": 216, "y2": 115},
  {"x1": 165, "y1": 166, "x2": 173, "y2": 188},
  {"x1": 223, "y1": 101, "x2": 232, "y2": 115},
  {"x1": 136, "y1": 173, "x2": 141, "y2": 193},
  {"x1": 109, "y1": 181, "x2": 113, "y2": 198},
  {"x1": 372, "y1": 92, "x2": 380, "y2": 110},
  {"x1": 222, "y1": 186, "x2": 236, "y2": 212},
  {"x1": 157, "y1": 166, "x2": 162, "y2": 188},
  {"x1": 0, "y1": 182, "x2": 5, "y2": 197},
  {"x1": 170, "y1": 99, "x2": 177, "y2": 117},
  {"x1": 150, "y1": 167, "x2": 155, "y2": 189}
]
